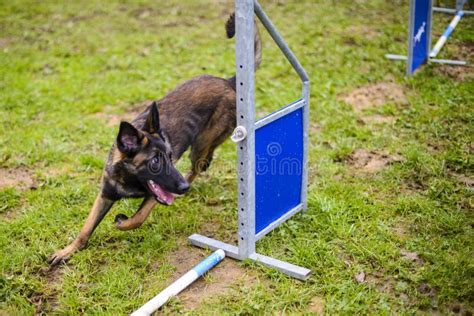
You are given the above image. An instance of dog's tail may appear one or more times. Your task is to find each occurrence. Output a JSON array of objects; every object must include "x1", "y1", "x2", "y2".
[{"x1": 226, "y1": 13, "x2": 262, "y2": 90}]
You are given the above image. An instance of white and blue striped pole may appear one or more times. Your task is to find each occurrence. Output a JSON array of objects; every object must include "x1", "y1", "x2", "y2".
[
  {"x1": 429, "y1": 10, "x2": 464, "y2": 58},
  {"x1": 131, "y1": 249, "x2": 225, "y2": 316}
]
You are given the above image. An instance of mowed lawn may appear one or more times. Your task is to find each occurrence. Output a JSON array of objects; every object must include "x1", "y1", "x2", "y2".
[{"x1": 1, "y1": 0, "x2": 473, "y2": 314}]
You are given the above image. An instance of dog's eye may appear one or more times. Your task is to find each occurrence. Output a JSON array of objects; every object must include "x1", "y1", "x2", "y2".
[{"x1": 148, "y1": 155, "x2": 163, "y2": 174}]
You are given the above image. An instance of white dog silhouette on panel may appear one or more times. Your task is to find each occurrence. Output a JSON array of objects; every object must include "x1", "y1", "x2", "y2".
[{"x1": 414, "y1": 21, "x2": 426, "y2": 44}]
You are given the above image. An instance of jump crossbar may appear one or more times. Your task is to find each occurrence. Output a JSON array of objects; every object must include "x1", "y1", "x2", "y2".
[{"x1": 430, "y1": 10, "x2": 464, "y2": 58}]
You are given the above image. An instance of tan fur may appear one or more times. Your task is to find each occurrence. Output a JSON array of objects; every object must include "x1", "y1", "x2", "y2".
[
  {"x1": 111, "y1": 148, "x2": 125, "y2": 165},
  {"x1": 48, "y1": 195, "x2": 114, "y2": 265},
  {"x1": 132, "y1": 151, "x2": 149, "y2": 166},
  {"x1": 115, "y1": 197, "x2": 157, "y2": 230}
]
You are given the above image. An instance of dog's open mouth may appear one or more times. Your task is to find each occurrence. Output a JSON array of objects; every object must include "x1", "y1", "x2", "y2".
[{"x1": 147, "y1": 180, "x2": 174, "y2": 205}]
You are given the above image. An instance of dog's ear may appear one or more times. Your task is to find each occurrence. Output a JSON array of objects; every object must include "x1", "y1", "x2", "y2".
[
  {"x1": 144, "y1": 101, "x2": 160, "y2": 134},
  {"x1": 117, "y1": 122, "x2": 143, "y2": 155}
]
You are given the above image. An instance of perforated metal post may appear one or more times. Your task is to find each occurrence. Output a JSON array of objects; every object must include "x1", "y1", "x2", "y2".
[
  {"x1": 456, "y1": 0, "x2": 467, "y2": 11},
  {"x1": 236, "y1": 0, "x2": 256, "y2": 260}
]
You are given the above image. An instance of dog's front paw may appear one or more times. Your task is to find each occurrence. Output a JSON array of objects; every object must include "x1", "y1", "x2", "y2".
[
  {"x1": 114, "y1": 213, "x2": 129, "y2": 226},
  {"x1": 48, "y1": 244, "x2": 77, "y2": 266}
]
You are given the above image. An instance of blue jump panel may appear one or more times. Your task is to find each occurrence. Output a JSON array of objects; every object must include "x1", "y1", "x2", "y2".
[
  {"x1": 255, "y1": 107, "x2": 303, "y2": 234},
  {"x1": 408, "y1": 0, "x2": 432, "y2": 74}
]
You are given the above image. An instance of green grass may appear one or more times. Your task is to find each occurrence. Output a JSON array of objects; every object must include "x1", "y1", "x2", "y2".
[{"x1": 1, "y1": 0, "x2": 473, "y2": 314}]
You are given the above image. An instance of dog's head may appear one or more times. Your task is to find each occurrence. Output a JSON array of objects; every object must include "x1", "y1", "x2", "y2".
[{"x1": 115, "y1": 102, "x2": 189, "y2": 205}]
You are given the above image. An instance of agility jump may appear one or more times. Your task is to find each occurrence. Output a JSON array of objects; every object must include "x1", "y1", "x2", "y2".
[
  {"x1": 386, "y1": 0, "x2": 472, "y2": 75},
  {"x1": 189, "y1": 0, "x2": 311, "y2": 281}
]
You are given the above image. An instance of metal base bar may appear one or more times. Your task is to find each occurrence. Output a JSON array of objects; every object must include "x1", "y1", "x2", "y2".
[
  {"x1": 249, "y1": 253, "x2": 311, "y2": 281},
  {"x1": 188, "y1": 234, "x2": 240, "y2": 259},
  {"x1": 385, "y1": 54, "x2": 467, "y2": 65},
  {"x1": 385, "y1": 54, "x2": 409, "y2": 61},
  {"x1": 188, "y1": 234, "x2": 311, "y2": 280},
  {"x1": 429, "y1": 58, "x2": 468, "y2": 65},
  {"x1": 433, "y1": 7, "x2": 474, "y2": 14}
]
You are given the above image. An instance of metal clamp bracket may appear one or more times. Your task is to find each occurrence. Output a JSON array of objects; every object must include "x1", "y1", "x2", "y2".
[{"x1": 231, "y1": 126, "x2": 248, "y2": 143}]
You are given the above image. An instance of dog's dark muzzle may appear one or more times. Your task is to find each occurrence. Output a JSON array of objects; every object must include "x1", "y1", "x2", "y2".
[{"x1": 175, "y1": 181, "x2": 190, "y2": 194}]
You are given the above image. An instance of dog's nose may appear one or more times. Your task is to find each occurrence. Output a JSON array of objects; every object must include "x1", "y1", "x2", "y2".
[{"x1": 177, "y1": 181, "x2": 189, "y2": 194}]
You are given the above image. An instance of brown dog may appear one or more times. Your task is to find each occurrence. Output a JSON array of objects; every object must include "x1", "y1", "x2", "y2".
[{"x1": 49, "y1": 14, "x2": 262, "y2": 265}]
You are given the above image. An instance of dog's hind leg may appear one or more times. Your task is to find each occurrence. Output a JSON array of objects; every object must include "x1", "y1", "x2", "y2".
[
  {"x1": 186, "y1": 99, "x2": 235, "y2": 183},
  {"x1": 49, "y1": 194, "x2": 115, "y2": 265},
  {"x1": 186, "y1": 132, "x2": 232, "y2": 183},
  {"x1": 186, "y1": 138, "x2": 212, "y2": 184},
  {"x1": 114, "y1": 197, "x2": 157, "y2": 231}
]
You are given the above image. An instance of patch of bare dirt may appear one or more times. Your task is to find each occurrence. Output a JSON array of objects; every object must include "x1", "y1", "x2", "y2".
[
  {"x1": 449, "y1": 172, "x2": 474, "y2": 190},
  {"x1": 2, "y1": 203, "x2": 25, "y2": 222},
  {"x1": 435, "y1": 41, "x2": 474, "y2": 81},
  {"x1": 132, "y1": 7, "x2": 153, "y2": 20},
  {"x1": 0, "y1": 167, "x2": 35, "y2": 190},
  {"x1": 355, "y1": 271, "x2": 366, "y2": 284},
  {"x1": 0, "y1": 38, "x2": 12, "y2": 48},
  {"x1": 346, "y1": 149, "x2": 404, "y2": 173},
  {"x1": 163, "y1": 245, "x2": 256, "y2": 311},
  {"x1": 452, "y1": 40, "x2": 474, "y2": 61},
  {"x1": 29, "y1": 266, "x2": 63, "y2": 314},
  {"x1": 308, "y1": 296, "x2": 325, "y2": 314},
  {"x1": 311, "y1": 122, "x2": 321, "y2": 134},
  {"x1": 401, "y1": 250, "x2": 424, "y2": 266},
  {"x1": 39, "y1": 266, "x2": 64, "y2": 286},
  {"x1": 435, "y1": 65, "x2": 474, "y2": 81},
  {"x1": 94, "y1": 100, "x2": 152, "y2": 127},
  {"x1": 347, "y1": 25, "x2": 379, "y2": 40},
  {"x1": 392, "y1": 221, "x2": 409, "y2": 240},
  {"x1": 339, "y1": 82, "x2": 408, "y2": 112},
  {"x1": 427, "y1": 143, "x2": 445, "y2": 154},
  {"x1": 366, "y1": 271, "x2": 411, "y2": 303},
  {"x1": 445, "y1": 301, "x2": 473, "y2": 315},
  {"x1": 418, "y1": 282, "x2": 436, "y2": 299},
  {"x1": 360, "y1": 114, "x2": 395, "y2": 124},
  {"x1": 365, "y1": 271, "x2": 395, "y2": 294},
  {"x1": 42, "y1": 165, "x2": 73, "y2": 178},
  {"x1": 367, "y1": 272, "x2": 439, "y2": 307},
  {"x1": 342, "y1": 36, "x2": 360, "y2": 46}
]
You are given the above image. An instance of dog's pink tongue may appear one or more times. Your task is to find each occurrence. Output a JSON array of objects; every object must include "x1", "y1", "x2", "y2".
[
  {"x1": 149, "y1": 180, "x2": 175, "y2": 205},
  {"x1": 162, "y1": 191, "x2": 174, "y2": 205}
]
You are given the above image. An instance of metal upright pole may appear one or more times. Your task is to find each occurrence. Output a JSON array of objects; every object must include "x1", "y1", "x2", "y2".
[
  {"x1": 456, "y1": 0, "x2": 467, "y2": 11},
  {"x1": 235, "y1": 0, "x2": 256, "y2": 260},
  {"x1": 406, "y1": 0, "x2": 415, "y2": 75}
]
